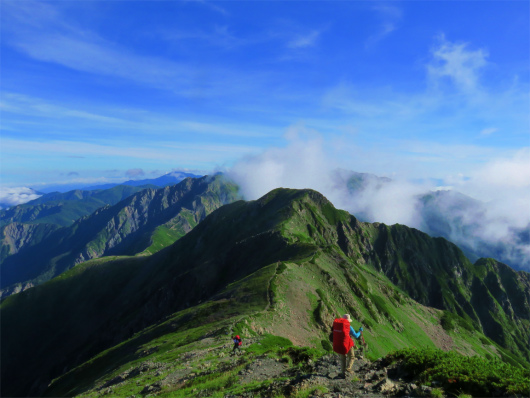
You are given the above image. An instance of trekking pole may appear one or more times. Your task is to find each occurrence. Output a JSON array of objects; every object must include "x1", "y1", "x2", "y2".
[{"x1": 361, "y1": 330, "x2": 368, "y2": 352}]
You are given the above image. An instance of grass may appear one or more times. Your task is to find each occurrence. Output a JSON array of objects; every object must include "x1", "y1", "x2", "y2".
[
  {"x1": 293, "y1": 385, "x2": 329, "y2": 398},
  {"x1": 141, "y1": 225, "x2": 186, "y2": 255},
  {"x1": 388, "y1": 348, "x2": 530, "y2": 397},
  {"x1": 246, "y1": 334, "x2": 294, "y2": 355},
  {"x1": 6, "y1": 186, "x2": 529, "y2": 398},
  {"x1": 430, "y1": 387, "x2": 444, "y2": 397}
]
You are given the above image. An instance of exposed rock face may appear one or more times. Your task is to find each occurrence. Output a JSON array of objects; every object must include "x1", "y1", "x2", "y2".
[
  {"x1": 1, "y1": 222, "x2": 58, "y2": 256},
  {"x1": 0, "y1": 175, "x2": 240, "y2": 296},
  {"x1": 0, "y1": 281, "x2": 34, "y2": 298},
  {"x1": 0, "y1": 185, "x2": 153, "y2": 228},
  {"x1": 0, "y1": 222, "x2": 59, "y2": 265}
]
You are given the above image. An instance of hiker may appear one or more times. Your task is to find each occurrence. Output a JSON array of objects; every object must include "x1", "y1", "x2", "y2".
[
  {"x1": 231, "y1": 335, "x2": 242, "y2": 356},
  {"x1": 332, "y1": 314, "x2": 363, "y2": 378}
]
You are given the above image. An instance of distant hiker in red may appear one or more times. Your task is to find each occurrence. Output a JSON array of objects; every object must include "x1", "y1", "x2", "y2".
[
  {"x1": 332, "y1": 314, "x2": 362, "y2": 378},
  {"x1": 231, "y1": 335, "x2": 242, "y2": 356}
]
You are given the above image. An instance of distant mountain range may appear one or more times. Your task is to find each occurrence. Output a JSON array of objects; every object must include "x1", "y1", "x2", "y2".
[
  {"x1": 2, "y1": 187, "x2": 528, "y2": 397},
  {"x1": 340, "y1": 171, "x2": 529, "y2": 271},
  {"x1": 82, "y1": 171, "x2": 203, "y2": 191},
  {"x1": 0, "y1": 175, "x2": 239, "y2": 297},
  {"x1": 2, "y1": 170, "x2": 527, "y2": 301},
  {"x1": 0, "y1": 184, "x2": 156, "y2": 228},
  {"x1": 29, "y1": 171, "x2": 203, "y2": 194}
]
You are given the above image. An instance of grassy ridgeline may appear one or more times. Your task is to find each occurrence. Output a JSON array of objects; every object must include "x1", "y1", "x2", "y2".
[{"x1": 3, "y1": 188, "x2": 529, "y2": 397}]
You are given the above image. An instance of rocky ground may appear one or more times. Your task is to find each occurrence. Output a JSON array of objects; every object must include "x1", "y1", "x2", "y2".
[
  {"x1": 93, "y1": 338, "x2": 441, "y2": 398},
  {"x1": 229, "y1": 353, "x2": 436, "y2": 398}
]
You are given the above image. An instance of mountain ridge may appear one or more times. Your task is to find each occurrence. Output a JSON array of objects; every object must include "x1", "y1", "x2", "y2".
[
  {"x1": 0, "y1": 175, "x2": 239, "y2": 297},
  {"x1": 2, "y1": 187, "x2": 528, "y2": 397}
]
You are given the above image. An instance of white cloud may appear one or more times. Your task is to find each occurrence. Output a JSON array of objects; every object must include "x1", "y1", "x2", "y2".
[
  {"x1": 1, "y1": 137, "x2": 262, "y2": 175},
  {"x1": 1, "y1": 2, "x2": 262, "y2": 98},
  {"x1": 1, "y1": 93, "x2": 132, "y2": 125},
  {"x1": 126, "y1": 168, "x2": 145, "y2": 178},
  {"x1": 160, "y1": 25, "x2": 244, "y2": 50},
  {"x1": 480, "y1": 127, "x2": 498, "y2": 136},
  {"x1": 10, "y1": 31, "x2": 194, "y2": 91},
  {"x1": 287, "y1": 30, "x2": 321, "y2": 49},
  {"x1": 0, "y1": 187, "x2": 41, "y2": 209},
  {"x1": 365, "y1": 4, "x2": 402, "y2": 48},
  {"x1": 228, "y1": 126, "x2": 335, "y2": 200},
  {"x1": 227, "y1": 126, "x2": 428, "y2": 228},
  {"x1": 1, "y1": 93, "x2": 274, "y2": 139},
  {"x1": 227, "y1": 128, "x2": 530, "y2": 270},
  {"x1": 428, "y1": 35, "x2": 488, "y2": 93},
  {"x1": 452, "y1": 147, "x2": 530, "y2": 196},
  {"x1": 185, "y1": 0, "x2": 229, "y2": 16}
]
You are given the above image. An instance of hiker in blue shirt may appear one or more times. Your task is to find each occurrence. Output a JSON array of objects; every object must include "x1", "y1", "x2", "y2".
[
  {"x1": 350, "y1": 323, "x2": 362, "y2": 339},
  {"x1": 333, "y1": 314, "x2": 363, "y2": 378}
]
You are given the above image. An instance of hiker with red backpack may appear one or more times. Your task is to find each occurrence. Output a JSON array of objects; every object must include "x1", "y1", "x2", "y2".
[
  {"x1": 332, "y1": 314, "x2": 363, "y2": 378},
  {"x1": 231, "y1": 335, "x2": 242, "y2": 356}
]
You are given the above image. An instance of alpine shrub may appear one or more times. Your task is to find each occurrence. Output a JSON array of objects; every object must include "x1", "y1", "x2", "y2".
[{"x1": 388, "y1": 348, "x2": 530, "y2": 397}]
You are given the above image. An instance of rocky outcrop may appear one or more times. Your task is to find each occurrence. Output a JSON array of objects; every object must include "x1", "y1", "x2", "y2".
[
  {"x1": 1, "y1": 222, "x2": 58, "y2": 261},
  {"x1": 0, "y1": 175, "x2": 240, "y2": 295}
]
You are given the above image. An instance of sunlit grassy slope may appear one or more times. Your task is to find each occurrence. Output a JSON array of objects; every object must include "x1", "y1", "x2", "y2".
[
  {"x1": 46, "y1": 253, "x2": 520, "y2": 397},
  {"x1": 2, "y1": 188, "x2": 528, "y2": 397}
]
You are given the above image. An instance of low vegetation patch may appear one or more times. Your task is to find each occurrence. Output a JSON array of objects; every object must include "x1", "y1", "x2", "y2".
[
  {"x1": 440, "y1": 311, "x2": 474, "y2": 332},
  {"x1": 279, "y1": 346, "x2": 322, "y2": 365},
  {"x1": 246, "y1": 334, "x2": 294, "y2": 356},
  {"x1": 388, "y1": 348, "x2": 530, "y2": 397}
]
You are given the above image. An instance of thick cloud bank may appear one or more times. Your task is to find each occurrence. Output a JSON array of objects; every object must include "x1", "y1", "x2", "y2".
[
  {"x1": 227, "y1": 137, "x2": 530, "y2": 271},
  {"x1": 0, "y1": 187, "x2": 42, "y2": 209}
]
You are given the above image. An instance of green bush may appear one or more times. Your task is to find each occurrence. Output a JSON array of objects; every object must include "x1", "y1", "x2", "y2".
[
  {"x1": 430, "y1": 387, "x2": 444, "y2": 398},
  {"x1": 440, "y1": 311, "x2": 474, "y2": 332},
  {"x1": 246, "y1": 334, "x2": 293, "y2": 355},
  {"x1": 321, "y1": 339, "x2": 332, "y2": 352},
  {"x1": 280, "y1": 346, "x2": 323, "y2": 365},
  {"x1": 440, "y1": 312, "x2": 455, "y2": 331},
  {"x1": 388, "y1": 348, "x2": 530, "y2": 397}
]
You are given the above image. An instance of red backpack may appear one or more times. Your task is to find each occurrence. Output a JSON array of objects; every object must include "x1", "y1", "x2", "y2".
[
  {"x1": 332, "y1": 318, "x2": 354, "y2": 355},
  {"x1": 235, "y1": 335, "x2": 242, "y2": 346}
]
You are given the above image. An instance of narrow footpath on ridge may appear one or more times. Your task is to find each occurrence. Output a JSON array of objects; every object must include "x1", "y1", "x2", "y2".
[{"x1": 95, "y1": 335, "x2": 440, "y2": 398}]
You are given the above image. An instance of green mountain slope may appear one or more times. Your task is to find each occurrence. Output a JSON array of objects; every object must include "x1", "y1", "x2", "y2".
[
  {"x1": 0, "y1": 175, "x2": 240, "y2": 297},
  {"x1": 2, "y1": 188, "x2": 528, "y2": 397}
]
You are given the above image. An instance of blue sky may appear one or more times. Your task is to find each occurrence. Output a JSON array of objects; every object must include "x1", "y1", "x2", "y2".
[{"x1": 1, "y1": 0, "x2": 529, "y2": 191}]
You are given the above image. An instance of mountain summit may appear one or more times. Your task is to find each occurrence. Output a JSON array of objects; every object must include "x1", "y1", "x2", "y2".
[{"x1": 2, "y1": 188, "x2": 528, "y2": 397}]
